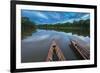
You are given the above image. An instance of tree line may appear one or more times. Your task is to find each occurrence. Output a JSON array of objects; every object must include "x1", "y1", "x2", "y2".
[
  {"x1": 21, "y1": 17, "x2": 90, "y2": 30},
  {"x1": 37, "y1": 19, "x2": 90, "y2": 30}
]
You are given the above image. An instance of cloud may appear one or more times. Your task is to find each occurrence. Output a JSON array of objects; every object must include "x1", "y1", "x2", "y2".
[
  {"x1": 21, "y1": 10, "x2": 89, "y2": 24},
  {"x1": 22, "y1": 10, "x2": 48, "y2": 19},
  {"x1": 48, "y1": 12, "x2": 61, "y2": 20},
  {"x1": 35, "y1": 12, "x2": 49, "y2": 19},
  {"x1": 81, "y1": 14, "x2": 90, "y2": 19}
]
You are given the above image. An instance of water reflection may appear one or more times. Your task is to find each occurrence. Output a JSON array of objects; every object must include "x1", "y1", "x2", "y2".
[{"x1": 21, "y1": 29, "x2": 90, "y2": 63}]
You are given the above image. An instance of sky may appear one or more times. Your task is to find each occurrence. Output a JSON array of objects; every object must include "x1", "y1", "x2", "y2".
[{"x1": 21, "y1": 10, "x2": 90, "y2": 25}]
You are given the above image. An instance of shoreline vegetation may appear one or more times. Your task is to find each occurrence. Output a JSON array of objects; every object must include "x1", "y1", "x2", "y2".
[
  {"x1": 21, "y1": 17, "x2": 36, "y2": 39},
  {"x1": 21, "y1": 17, "x2": 90, "y2": 39}
]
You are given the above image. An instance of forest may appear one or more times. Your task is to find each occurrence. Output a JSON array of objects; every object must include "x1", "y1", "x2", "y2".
[
  {"x1": 21, "y1": 17, "x2": 36, "y2": 39},
  {"x1": 37, "y1": 19, "x2": 90, "y2": 30}
]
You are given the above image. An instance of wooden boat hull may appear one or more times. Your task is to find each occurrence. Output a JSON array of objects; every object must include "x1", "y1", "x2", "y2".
[
  {"x1": 46, "y1": 40, "x2": 65, "y2": 61},
  {"x1": 69, "y1": 40, "x2": 90, "y2": 60}
]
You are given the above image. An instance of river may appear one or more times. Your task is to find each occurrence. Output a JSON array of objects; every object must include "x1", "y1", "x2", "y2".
[{"x1": 21, "y1": 29, "x2": 90, "y2": 63}]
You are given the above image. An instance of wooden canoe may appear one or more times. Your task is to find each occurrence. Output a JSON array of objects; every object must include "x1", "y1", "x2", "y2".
[
  {"x1": 70, "y1": 40, "x2": 90, "y2": 60},
  {"x1": 46, "y1": 40, "x2": 65, "y2": 61}
]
